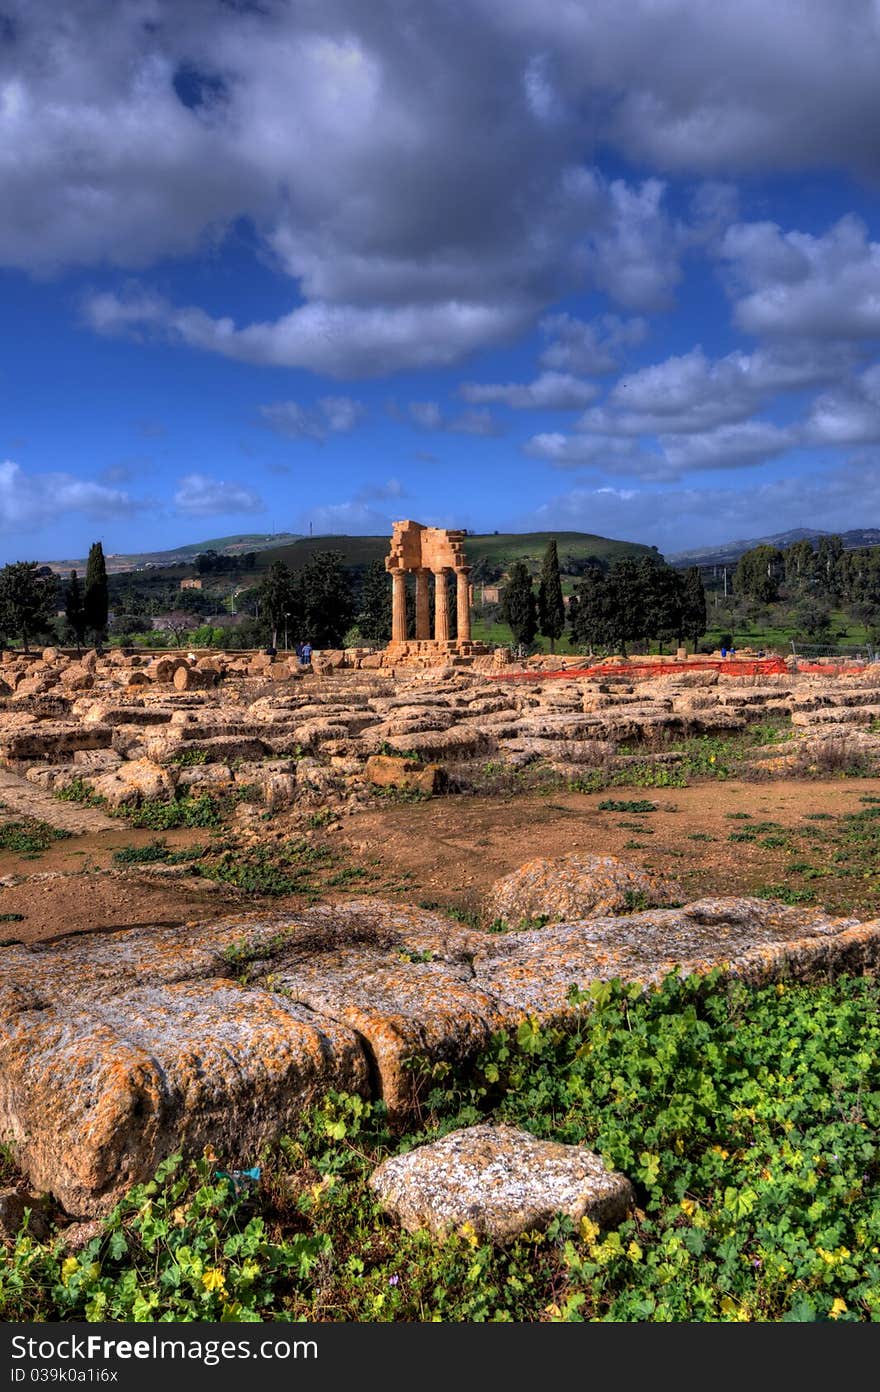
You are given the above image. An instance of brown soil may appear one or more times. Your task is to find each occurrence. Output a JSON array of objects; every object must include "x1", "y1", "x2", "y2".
[
  {"x1": 2, "y1": 775, "x2": 878, "y2": 945},
  {"x1": 339, "y1": 776, "x2": 880, "y2": 921}
]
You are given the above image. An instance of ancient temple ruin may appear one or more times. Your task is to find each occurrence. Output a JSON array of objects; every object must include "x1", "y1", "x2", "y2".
[{"x1": 384, "y1": 521, "x2": 488, "y2": 657}]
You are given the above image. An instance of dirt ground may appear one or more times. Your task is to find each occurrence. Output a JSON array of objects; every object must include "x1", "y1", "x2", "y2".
[{"x1": 3, "y1": 774, "x2": 879, "y2": 945}]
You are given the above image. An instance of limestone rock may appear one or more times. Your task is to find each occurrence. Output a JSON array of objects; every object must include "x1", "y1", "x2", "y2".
[
  {"x1": 364, "y1": 753, "x2": 447, "y2": 794},
  {"x1": 486, "y1": 853, "x2": 683, "y2": 927},
  {"x1": 369, "y1": 1124, "x2": 634, "y2": 1242}
]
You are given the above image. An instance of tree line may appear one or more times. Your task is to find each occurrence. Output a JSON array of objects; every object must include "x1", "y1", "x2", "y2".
[
  {"x1": 730, "y1": 536, "x2": 880, "y2": 645},
  {"x1": 0, "y1": 536, "x2": 710, "y2": 656},
  {"x1": 0, "y1": 542, "x2": 108, "y2": 652},
  {"x1": 500, "y1": 542, "x2": 707, "y2": 655}
]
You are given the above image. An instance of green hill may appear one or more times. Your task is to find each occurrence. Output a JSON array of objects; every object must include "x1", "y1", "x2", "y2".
[
  {"x1": 253, "y1": 530, "x2": 657, "y2": 575},
  {"x1": 42, "y1": 533, "x2": 301, "y2": 575}
]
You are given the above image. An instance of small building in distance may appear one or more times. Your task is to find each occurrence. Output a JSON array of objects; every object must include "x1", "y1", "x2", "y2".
[{"x1": 180, "y1": 578, "x2": 203, "y2": 590}]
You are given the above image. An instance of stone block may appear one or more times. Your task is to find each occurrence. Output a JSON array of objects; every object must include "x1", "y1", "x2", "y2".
[{"x1": 370, "y1": 1124, "x2": 634, "y2": 1242}]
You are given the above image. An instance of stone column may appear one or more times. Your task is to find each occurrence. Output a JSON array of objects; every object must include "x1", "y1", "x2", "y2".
[
  {"x1": 455, "y1": 566, "x2": 472, "y2": 642},
  {"x1": 415, "y1": 568, "x2": 431, "y2": 640},
  {"x1": 434, "y1": 568, "x2": 450, "y2": 644},
  {"x1": 391, "y1": 568, "x2": 407, "y2": 642}
]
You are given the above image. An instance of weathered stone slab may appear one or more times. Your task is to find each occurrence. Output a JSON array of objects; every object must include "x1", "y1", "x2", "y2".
[
  {"x1": 486, "y1": 854, "x2": 683, "y2": 926},
  {"x1": 369, "y1": 1124, "x2": 634, "y2": 1241},
  {"x1": 0, "y1": 976, "x2": 369, "y2": 1216}
]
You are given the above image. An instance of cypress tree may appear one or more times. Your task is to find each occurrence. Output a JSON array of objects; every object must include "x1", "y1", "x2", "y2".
[
  {"x1": 500, "y1": 561, "x2": 537, "y2": 648},
  {"x1": 65, "y1": 569, "x2": 87, "y2": 654},
  {"x1": 569, "y1": 567, "x2": 610, "y2": 653},
  {"x1": 83, "y1": 541, "x2": 109, "y2": 646},
  {"x1": 257, "y1": 561, "x2": 294, "y2": 649},
  {"x1": 537, "y1": 539, "x2": 565, "y2": 653}
]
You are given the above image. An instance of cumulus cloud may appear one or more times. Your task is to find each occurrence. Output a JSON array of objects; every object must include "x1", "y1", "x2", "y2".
[
  {"x1": 0, "y1": 459, "x2": 141, "y2": 533},
  {"x1": 658, "y1": 421, "x2": 795, "y2": 472},
  {"x1": 523, "y1": 432, "x2": 647, "y2": 472},
  {"x1": 578, "y1": 177, "x2": 684, "y2": 312},
  {"x1": 460, "y1": 370, "x2": 599, "y2": 410},
  {"x1": 525, "y1": 414, "x2": 795, "y2": 480},
  {"x1": 573, "y1": 342, "x2": 861, "y2": 439},
  {"x1": 174, "y1": 473, "x2": 263, "y2": 517},
  {"x1": 804, "y1": 364, "x2": 880, "y2": 445},
  {"x1": 719, "y1": 215, "x2": 880, "y2": 339},
  {"x1": 259, "y1": 396, "x2": 365, "y2": 440},
  {"x1": 506, "y1": 1, "x2": 880, "y2": 178},
  {"x1": 538, "y1": 312, "x2": 647, "y2": 375},
  {"x1": 82, "y1": 289, "x2": 532, "y2": 379}
]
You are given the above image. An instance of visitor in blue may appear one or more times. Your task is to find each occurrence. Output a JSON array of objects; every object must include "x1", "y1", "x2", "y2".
[{"x1": 299, "y1": 641, "x2": 312, "y2": 666}]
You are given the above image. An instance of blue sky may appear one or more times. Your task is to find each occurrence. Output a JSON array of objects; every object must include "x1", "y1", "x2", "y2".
[{"x1": 2, "y1": 1, "x2": 880, "y2": 565}]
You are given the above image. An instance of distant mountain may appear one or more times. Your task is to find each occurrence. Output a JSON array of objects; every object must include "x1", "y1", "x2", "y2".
[
  {"x1": 669, "y1": 527, "x2": 880, "y2": 569},
  {"x1": 41, "y1": 533, "x2": 301, "y2": 575}
]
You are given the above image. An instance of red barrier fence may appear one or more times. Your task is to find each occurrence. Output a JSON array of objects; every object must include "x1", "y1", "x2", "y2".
[{"x1": 487, "y1": 655, "x2": 868, "y2": 682}]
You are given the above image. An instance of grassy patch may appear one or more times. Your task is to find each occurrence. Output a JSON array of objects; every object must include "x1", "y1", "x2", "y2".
[
  {"x1": 124, "y1": 794, "x2": 223, "y2": 831},
  {"x1": 0, "y1": 819, "x2": 71, "y2": 854},
  {"x1": 597, "y1": 799, "x2": 657, "y2": 814}
]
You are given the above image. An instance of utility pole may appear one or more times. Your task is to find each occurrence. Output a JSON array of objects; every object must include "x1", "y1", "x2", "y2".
[{"x1": 723, "y1": 566, "x2": 728, "y2": 597}]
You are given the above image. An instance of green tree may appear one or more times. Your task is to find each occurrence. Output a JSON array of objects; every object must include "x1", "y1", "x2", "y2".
[
  {"x1": 537, "y1": 539, "x2": 565, "y2": 652},
  {"x1": 681, "y1": 566, "x2": 708, "y2": 649},
  {"x1": 783, "y1": 539, "x2": 816, "y2": 591},
  {"x1": 637, "y1": 554, "x2": 684, "y2": 651},
  {"x1": 569, "y1": 567, "x2": 612, "y2": 653},
  {"x1": 605, "y1": 557, "x2": 644, "y2": 656},
  {"x1": 794, "y1": 600, "x2": 833, "y2": 643},
  {"x1": 733, "y1": 545, "x2": 784, "y2": 604},
  {"x1": 0, "y1": 562, "x2": 58, "y2": 653},
  {"x1": 65, "y1": 569, "x2": 87, "y2": 654},
  {"x1": 357, "y1": 559, "x2": 392, "y2": 643},
  {"x1": 257, "y1": 561, "x2": 295, "y2": 649},
  {"x1": 83, "y1": 541, "x2": 109, "y2": 646},
  {"x1": 500, "y1": 561, "x2": 537, "y2": 648},
  {"x1": 295, "y1": 551, "x2": 355, "y2": 648},
  {"x1": 816, "y1": 534, "x2": 844, "y2": 598}
]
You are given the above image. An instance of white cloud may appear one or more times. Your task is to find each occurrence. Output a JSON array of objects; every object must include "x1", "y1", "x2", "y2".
[
  {"x1": 259, "y1": 396, "x2": 365, "y2": 440},
  {"x1": 7, "y1": 3, "x2": 880, "y2": 384},
  {"x1": 523, "y1": 432, "x2": 646, "y2": 471},
  {"x1": 538, "y1": 312, "x2": 647, "y2": 375},
  {"x1": 82, "y1": 289, "x2": 532, "y2": 379},
  {"x1": 0, "y1": 459, "x2": 140, "y2": 534},
  {"x1": 658, "y1": 421, "x2": 795, "y2": 472},
  {"x1": 174, "y1": 473, "x2": 263, "y2": 517},
  {"x1": 804, "y1": 364, "x2": 880, "y2": 445},
  {"x1": 404, "y1": 401, "x2": 503, "y2": 436},
  {"x1": 719, "y1": 215, "x2": 880, "y2": 339},
  {"x1": 525, "y1": 415, "x2": 795, "y2": 480},
  {"x1": 574, "y1": 342, "x2": 861, "y2": 440},
  {"x1": 460, "y1": 371, "x2": 599, "y2": 410},
  {"x1": 579, "y1": 177, "x2": 684, "y2": 312}
]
